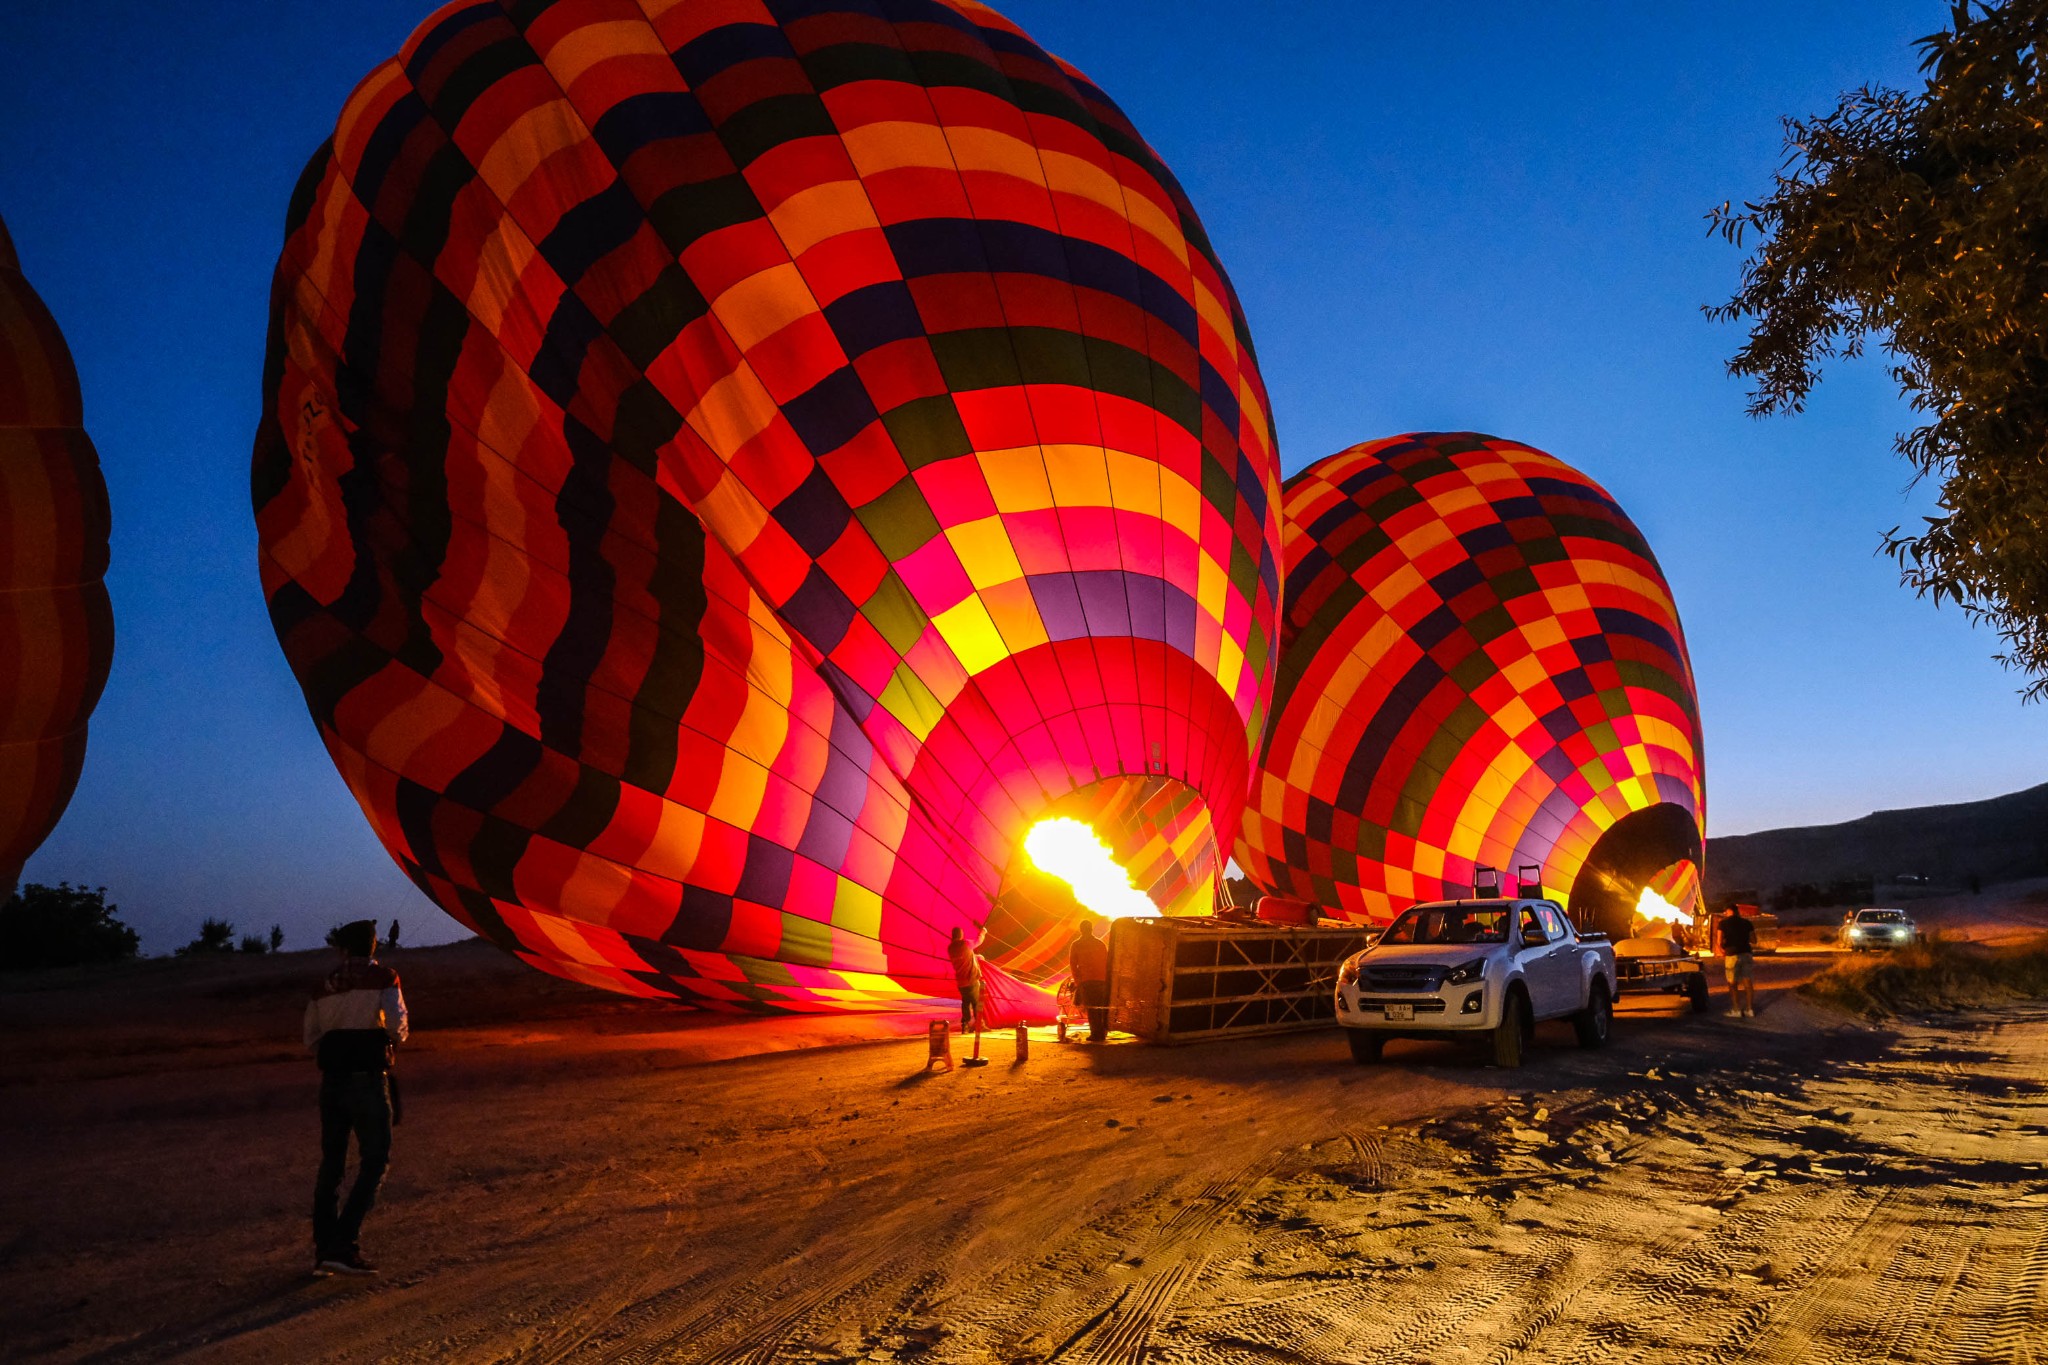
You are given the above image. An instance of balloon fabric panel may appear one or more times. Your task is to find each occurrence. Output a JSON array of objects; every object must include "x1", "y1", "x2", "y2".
[
  {"x1": 255, "y1": 0, "x2": 1281, "y2": 1010},
  {"x1": 0, "y1": 215, "x2": 113, "y2": 895},
  {"x1": 1235, "y1": 433, "x2": 1704, "y2": 927}
]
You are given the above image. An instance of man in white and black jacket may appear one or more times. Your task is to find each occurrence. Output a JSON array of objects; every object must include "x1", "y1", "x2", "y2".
[{"x1": 304, "y1": 919, "x2": 408, "y2": 1275}]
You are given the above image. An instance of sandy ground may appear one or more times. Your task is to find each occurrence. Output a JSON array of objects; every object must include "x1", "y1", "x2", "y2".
[{"x1": 3, "y1": 895, "x2": 2047, "y2": 1364}]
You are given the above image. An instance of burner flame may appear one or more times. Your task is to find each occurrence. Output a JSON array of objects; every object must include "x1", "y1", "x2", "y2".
[
  {"x1": 1024, "y1": 818, "x2": 1155, "y2": 920},
  {"x1": 1634, "y1": 886, "x2": 1694, "y2": 927}
]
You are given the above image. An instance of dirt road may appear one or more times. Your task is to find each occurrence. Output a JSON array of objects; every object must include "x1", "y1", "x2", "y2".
[{"x1": 3, "y1": 942, "x2": 2046, "y2": 1363}]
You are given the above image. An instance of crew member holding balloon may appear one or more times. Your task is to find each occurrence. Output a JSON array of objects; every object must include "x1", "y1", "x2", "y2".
[{"x1": 948, "y1": 927, "x2": 985, "y2": 1034}]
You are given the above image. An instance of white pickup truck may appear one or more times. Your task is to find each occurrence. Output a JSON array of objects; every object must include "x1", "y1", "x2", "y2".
[{"x1": 1333, "y1": 898, "x2": 1618, "y2": 1068}]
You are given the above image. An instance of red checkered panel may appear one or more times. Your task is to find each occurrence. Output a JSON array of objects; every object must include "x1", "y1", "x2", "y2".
[
  {"x1": 254, "y1": 0, "x2": 1280, "y2": 1008},
  {"x1": 1235, "y1": 433, "x2": 1704, "y2": 927},
  {"x1": 0, "y1": 215, "x2": 113, "y2": 894}
]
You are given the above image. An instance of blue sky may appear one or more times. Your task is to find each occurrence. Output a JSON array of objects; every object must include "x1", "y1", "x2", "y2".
[{"x1": 7, "y1": 1, "x2": 2040, "y2": 952}]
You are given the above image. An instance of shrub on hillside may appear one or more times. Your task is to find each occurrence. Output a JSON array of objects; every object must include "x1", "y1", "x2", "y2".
[
  {"x1": 0, "y1": 883, "x2": 139, "y2": 970},
  {"x1": 175, "y1": 918, "x2": 236, "y2": 956}
]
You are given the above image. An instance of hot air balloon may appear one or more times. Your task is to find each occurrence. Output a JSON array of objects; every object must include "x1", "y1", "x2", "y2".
[
  {"x1": 1235, "y1": 433, "x2": 1704, "y2": 939},
  {"x1": 254, "y1": 0, "x2": 1281, "y2": 1009},
  {"x1": 0, "y1": 213, "x2": 113, "y2": 896}
]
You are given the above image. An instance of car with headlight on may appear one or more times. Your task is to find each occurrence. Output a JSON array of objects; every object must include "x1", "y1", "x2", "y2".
[
  {"x1": 1840, "y1": 907, "x2": 1918, "y2": 951},
  {"x1": 1334, "y1": 899, "x2": 1617, "y2": 1068}
]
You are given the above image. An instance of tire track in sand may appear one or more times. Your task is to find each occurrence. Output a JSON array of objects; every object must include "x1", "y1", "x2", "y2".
[
  {"x1": 1945, "y1": 1211, "x2": 2048, "y2": 1365},
  {"x1": 1691, "y1": 1186, "x2": 1921, "y2": 1362},
  {"x1": 1835, "y1": 1191, "x2": 1981, "y2": 1364},
  {"x1": 949, "y1": 1172, "x2": 1188, "y2": 1352},
  {"x1": 563, "y1": 1208, "x2": 972, "y2": 1365},
  {"x1": 1056, "y1": 1156, "x2": 1278, "y2": 1365}
]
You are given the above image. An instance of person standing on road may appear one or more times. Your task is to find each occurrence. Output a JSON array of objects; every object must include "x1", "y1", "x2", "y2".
[
  {"x1": 1715, "y1": 904, "x2": 1757, "y2": 1019},
  {"x1": 1068, "y1": 919, "x2": 1110, "y2": 1043},
  {"x1": 304, "y1": 919, "x2": 408, "y2": 1276},
  {"x1": 948, "y1": 926, "x2": 983, "y2": 1033}
]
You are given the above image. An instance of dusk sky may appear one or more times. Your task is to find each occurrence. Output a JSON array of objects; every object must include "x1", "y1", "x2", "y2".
[{"x1": 8, "y1": 0, "x2": 2041, "y2": 953}]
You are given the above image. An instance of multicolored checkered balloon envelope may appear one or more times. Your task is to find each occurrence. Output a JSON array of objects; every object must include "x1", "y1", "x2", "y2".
[
  {"x1": 0, "y1": 214, "x2": 113, "y2": 895},
  {"x1": 1234, "y1": 433, "x2": 1704, "y2": 938},
  {"x1": 254, "y1": 0, "x2": 1281, "y2": 1009}
]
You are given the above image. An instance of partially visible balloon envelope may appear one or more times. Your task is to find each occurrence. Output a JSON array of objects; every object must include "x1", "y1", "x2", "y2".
[
  {"x1": 254, "y1": 0, "x2": 1280, "y2": 1008},
  {"x1": 1235, "y1": 433, "x2": 1704, "y2": 938},
  {"x1": 0, "y1": 214, "x2": 114, "y2": 895}
]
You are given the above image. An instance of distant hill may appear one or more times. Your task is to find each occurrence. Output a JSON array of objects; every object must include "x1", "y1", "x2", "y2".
[{"x1": 1708, "y1": 781, "x2": 2048, "y2": 899}]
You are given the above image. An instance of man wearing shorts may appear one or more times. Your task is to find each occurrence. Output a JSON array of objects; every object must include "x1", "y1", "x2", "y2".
[{"x1": 1715, "y1": 904, "x2": 1757, "y2": 1018}]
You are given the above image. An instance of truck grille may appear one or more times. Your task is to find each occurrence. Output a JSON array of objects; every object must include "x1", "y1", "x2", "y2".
[{"x1": 1361, "y1": 964, "x2": 1446, "y2": 992}]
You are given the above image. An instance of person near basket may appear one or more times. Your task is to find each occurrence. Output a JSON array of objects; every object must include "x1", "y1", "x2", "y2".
[
  {"x1": 1068, "y1": 919, "x2": 1110, "y2": 1042},
  {"x1": 1715, "y1": 904, "x2": 1757, "y2": 1019}
]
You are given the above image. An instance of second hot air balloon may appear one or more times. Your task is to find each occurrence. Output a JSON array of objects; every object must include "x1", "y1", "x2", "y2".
[{"x1": 1235, "y1": 433, "x2": 1704, "y2": 937}]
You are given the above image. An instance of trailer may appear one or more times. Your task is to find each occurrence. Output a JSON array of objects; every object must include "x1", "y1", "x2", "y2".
[{"x1": 1106, "y1": 916, "x2": 1375, "y2": 1044}]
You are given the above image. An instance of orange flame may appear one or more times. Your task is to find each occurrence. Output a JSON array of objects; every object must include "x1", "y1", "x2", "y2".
[{"x1": 1634, "y1": 886, "x2": 1694, "y2": 927}]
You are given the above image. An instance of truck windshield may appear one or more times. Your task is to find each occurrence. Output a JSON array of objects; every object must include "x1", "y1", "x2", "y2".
[
  {"x1": 1859, "y1": 911, "x2": 1905, "y2": 924},
  {"x1": 1381, "y1": 905, "x2": 1509, "y2": 945}
]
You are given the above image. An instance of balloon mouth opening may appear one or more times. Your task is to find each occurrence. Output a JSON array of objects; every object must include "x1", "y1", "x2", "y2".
[
  {"x1": 1566, "y1": 804, "x2": 1705, "y2": 940},
  {"x1": 1022, "y1": 817, "x2": 1155, "y2": 921},
  {"x1": 980, "y1": 774, "x2": 1219, "y2": 979}
]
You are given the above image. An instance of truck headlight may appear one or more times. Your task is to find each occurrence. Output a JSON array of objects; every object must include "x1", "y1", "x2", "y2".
[
  {"x1": 1337, "y1": 955, "x2": 1363, "y2": 987},
  {"x1": 1445, "y1": 958, "x2": 1485, "y2": 985}
]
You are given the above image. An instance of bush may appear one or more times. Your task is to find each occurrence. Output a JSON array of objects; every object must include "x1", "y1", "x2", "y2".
[
  {"x1": 237, "y1": 933, "x2": 268, "y2": 954},
  {"x1": 176, "y1": 918, "x2": 236, "y2": 956},
  {"x1": 0, "y1": 883, "x2": 139, "y2": 969},
  {"x1": 1801, "y1": 935, "x2": 2048, "y2": 1017}
]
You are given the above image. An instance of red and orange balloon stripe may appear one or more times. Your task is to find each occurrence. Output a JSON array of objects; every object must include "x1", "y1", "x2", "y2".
[{"x1": 0, "y1": 215, "x2": 113, "y2": 895}]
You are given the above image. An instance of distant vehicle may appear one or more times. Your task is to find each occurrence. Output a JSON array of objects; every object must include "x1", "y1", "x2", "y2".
[
  {"x1": 1750, "y1": 910, "x2": 1782, "y2": 954},
  {"x1": 1614, "y1": 935, "x2": 1710, "y2": 1012},
  {"x1": 1333, "y1": 898, "x2": 1618, "y2": 1069},
  {"x1": 1841, "y1": 908, "x2": 1918, "y2": 951}
]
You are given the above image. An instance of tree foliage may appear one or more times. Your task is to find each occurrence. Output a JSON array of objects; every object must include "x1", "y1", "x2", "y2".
[
  {"x1": 176, "y1": 917, "x2": 236, "y2": 956},
  {"x1": 1710, "y1": 0, "x2": 2048, "y2": 697},
  {"x1": 0, "y1": 883, "x2": 139, "y2": 970}
]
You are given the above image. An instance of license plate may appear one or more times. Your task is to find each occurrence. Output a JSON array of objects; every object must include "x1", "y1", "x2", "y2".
[{"x1": 1385, "y1": 1003, "x2": 1414, "y2": 1022}]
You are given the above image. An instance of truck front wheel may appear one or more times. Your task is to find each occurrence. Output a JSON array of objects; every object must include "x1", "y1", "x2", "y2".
[
  {"x1": 1573, "y1": 977, "x2": 1613, "y2": 1048},
  {"x1": 1345, "y1": 1030, "x2": 1384, "y2": 1064},
  {"x1": 1491, "y1": 987, "x2": 1532, "y2": 1068}
]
